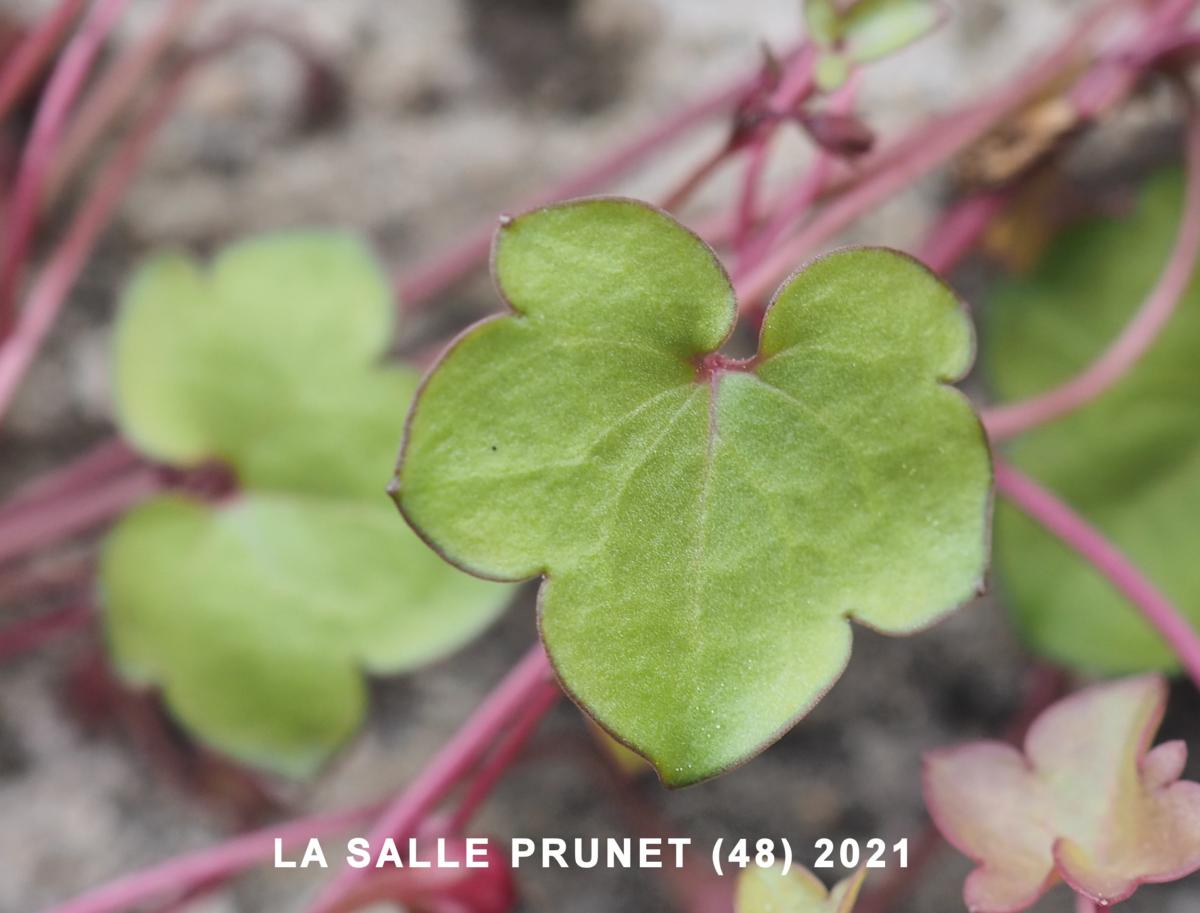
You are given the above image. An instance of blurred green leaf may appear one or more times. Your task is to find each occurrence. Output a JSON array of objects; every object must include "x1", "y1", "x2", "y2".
[
  {"x1": 394, "y1": 199, "x2": 991, "y2": 786},
  {"x1": 804, "y1": 0, "x2": 842, "y2": 46},
  {"x1": 104, "y1": 232, "x2": 511, "y2": 776},
  {"x1": 814, "y1": 52, "x2": 853, "y2": 92},
  {"x1": 842, "y1": 0, "x2": 944, "y2": 63},
  {"x1": 987, "y1": 171, "x2": 1200, "y2": 673}
]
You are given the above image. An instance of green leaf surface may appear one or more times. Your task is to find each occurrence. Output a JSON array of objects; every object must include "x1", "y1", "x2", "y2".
[
  {"x1": 924, "y1": 676, "x2": 1200, "y2": 911},
  {"x1": 394, "y1": 199, "x2": 991, "y2": 786},
  {"x1": 737, "y1": 864, "x2": 866, "y2": 913},
  {"x1": 842, "y1": 0, "x2": 944, "y2": 63},
  {"x1": 987, "y1": 171, "x2": 1200, "y2": 673},
  {"x1": 115, "y1": 232, "x2": 399, "y2": 497},
  {"x1": 804, "y1": 0, "x2": 842, "y2": 47},
  {"x1": 104, "y1": 232, "x2": 510, "y2": 776},
  {"x1": 102, "y1": 495, "x2": 504, "y2": 777},
  {"x1": 814, "y1": 52, "x2": 852, "y2": 93}
]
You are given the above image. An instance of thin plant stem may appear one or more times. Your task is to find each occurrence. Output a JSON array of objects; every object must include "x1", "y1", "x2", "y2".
[
  {"x1": 983, "y1": 84, "x2": 1200, "y2": 441},
  {"x1": 0, "y1": 0, "x2": 137, "y2": 336},
  {"x1": 735, "y1": 70, "x2": 861, "y2": 275},
  {"x1": 3, "y1": 437, "x2": 138, "y2": 510},
  {"x1": 396, "y1": 61, "x2": 779, "y2": 309},
  {"x1": 41, "y1": 647, "x2": 553, "y2": 913},
  {"x1": 0, "y1": 0, "x2": 88, "y2": 124},
  {"x1": 446, "y1": 677, "x2": 561, "y2": 833},
  {"x1": 1075, "y1": 893, "x2": 1098, "y2": 913},
  {"x1": 916, "y1": 191, "x2": 1008, "y2": 275},
  {"x1": 994, "y1": 458, "x2": 1200, "y2": 690},
  {"x1": 0, "y1": 555, "x2": 91, "y2": 605},
  {"x1": 0, "y1": 60, "x2": 185, "y2": 422},
  {"x1": 0, "y1": 602, "x2": 90, "y2": 661},
  {"x1": 732, "y1": 0, "x2": 1155, "y2": 312},
  {"x1": 308, "y1": 645, "x2": 555, "y2": 912},
  {"x1": 46, "y1": 0, "x2": 205, "y2": 202},
  {"x1": 0, "y1": 14, "x2": 349, "y2": 415},
  {"x1": 40, "y1": 801, "x2": 383, "y2": 913},
  {"x1": 731, "y1": 47, "x2": 816, "y2": 257},
  {"x1": 660, "y1": 142, "x2": 735, "y2": 213},
  {"x1": 0, "y1": 466, "x2": 160, "y2": 569}
]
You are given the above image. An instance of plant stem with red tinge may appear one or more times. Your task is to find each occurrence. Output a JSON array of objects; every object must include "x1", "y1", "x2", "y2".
[
  {"x1": 983, "y1": 83, "x2": 1200, "y2": 441},
  {"x1": 0, "y1": 0, "x2": 136, "y2": 337},
  {"x1": 0, "y1": 602, "x2": 90, "y2": 661},
  {"x1": 994, "y1": 459, "x2": 1200, "y2": 690},
  {"x1": 0, "y1": 468, "x2": 160, "y2": 570},
  {"x1": 308, "y1": 645, "x2": 556, "y2": 913},
  {"x1": 0, "y1": 0, "x2": 88, "y2": 124}
]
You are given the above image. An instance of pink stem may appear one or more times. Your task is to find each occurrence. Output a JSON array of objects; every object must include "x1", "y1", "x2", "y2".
[
  {"x1": 0, "y1": 556, "x2": 91, "y2": 605},
  {"x1": 1069, "y1": 0, "x2": 1198, "y2": 118},
  {"x1": 982, "y1": 85, "x2": 1200, "y2": 441},
  {"x1": 916, "y1": 191, "x2": 1008, "y2": 275},
  {"x1": 994, "y1": 458, "x2": 1200, "y2": 690},
  {"x1": 446, "y1": 677, "x2": 561, "y2": 833},
  {"x1": 735, "y1": 70, "x2": 861, "y2": 276},
  {"x1": 0, "y1": 601, "x2": 90, "y2": 661},
  {"x1": 732, "y1": 0, "x2": 1146, "y2": 310},
  {"x1": 659, "y1": 143, "x2": 734, "y2": 213},
  {"x1": 0, "y1": 466, "x2": 160, "y2": 569},
  {"x1": 40, "y1": 647, "x2": 554, "y2": 913},
  {"x1": 0, "y1": 57, "x2": 190, "y2": 422},
  {"x1": 40, "y1": 801, "x2": 383, "y2": 913},
  {"x1": 3, "y1": 436, "x2": 138, "y2": 510},
  {"x1": 0, "y1": 0, "x2": 88, "y2": 124},
  {"x1": 731, "y1": 47, "x2": 816, "y2": 258},
  {"x1": 396, "y1": 62, "x2": 775, "y2": 309},
  {"x1": 46, "y1": 0, "x2": 205, "y2": 202},
  {"x1": 308, "y1": 645, "x2": 556, "y2": 912},
  {"x1": 1075, "y1": 893, "x2": 1098, "y2": 913},
  {"x1": 0, "y1": 0, "x2": 136, "y2": 336}
]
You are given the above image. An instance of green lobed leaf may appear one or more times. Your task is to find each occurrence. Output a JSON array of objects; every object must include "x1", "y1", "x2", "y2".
[
  {"x1": 841, "y1": 0, "x2": 945, "y2": 63},
  {"x1": 115, "y1": 232, "x2": 402, "y2": 497},
  {"x1": 737, "y1": 864, "x2": 866, "y2": 913},
  {"x1": 102, "y1": 494, "x2": 505, "y2": 777},
  {"x1": 393, "y1": 199, "x2": 991, "y2": 786},
  {"x1": 103, "y1": 232, "x2": 510, "y2": 776},
  {"x1": 987, "y1": 171, "x2": 1200, "y2": 673},
  {"x1": 924, "y1": 675, "x2": 1200, "y2": 912}
]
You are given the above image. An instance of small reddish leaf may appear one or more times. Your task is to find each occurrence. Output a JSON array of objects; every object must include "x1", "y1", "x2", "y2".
[{"x1": 924, "y1": 675, "x2": 1200, "y2": 912}]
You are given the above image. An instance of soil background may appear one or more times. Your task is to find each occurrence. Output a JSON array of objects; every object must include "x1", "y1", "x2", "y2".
[{"x1": 1, "y1": 1, "x2": 1198, "y2": 911}]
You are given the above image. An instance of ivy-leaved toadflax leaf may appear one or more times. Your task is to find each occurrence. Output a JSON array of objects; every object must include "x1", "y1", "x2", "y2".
[
  {"x1": 924, "y1": 675, "x2": 1200, "y2": 912},
  {"x1": 103, "y1": 232, "x2": 510, "y2": 777},
  {"x1": 394, "y1": 199, "x2": 991, "y2": 786},
  {"x1": 988, "y1": 171, "x2": 1200, "y2": 673}
]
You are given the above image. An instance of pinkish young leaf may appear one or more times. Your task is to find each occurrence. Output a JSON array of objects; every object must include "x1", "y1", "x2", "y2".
[{"x1": 923, "y1": 675, "x2": 1200, "y2": 912}]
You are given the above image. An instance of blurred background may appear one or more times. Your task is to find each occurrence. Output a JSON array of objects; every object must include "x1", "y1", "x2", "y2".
[{"x1": 1, "y1": 1, "x2": 1198, "y2": 911}]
